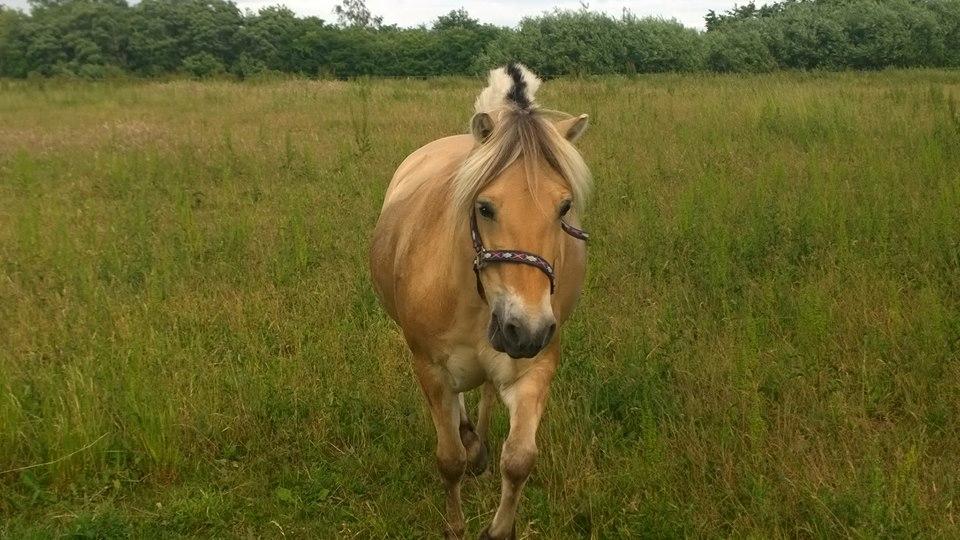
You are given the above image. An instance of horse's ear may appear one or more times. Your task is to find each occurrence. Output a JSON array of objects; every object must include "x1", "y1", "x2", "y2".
[
  {"x1": 471, "y1": 112, "x2": 494, "y2": 143},
  {"x1": 555, "y1": 114, "x2": 589, "y2": 143}
]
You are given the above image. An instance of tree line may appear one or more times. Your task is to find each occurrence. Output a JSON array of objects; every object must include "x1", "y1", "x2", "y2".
[{"x1": 0, "y1": 0, "x2": 958, "y2": 79}]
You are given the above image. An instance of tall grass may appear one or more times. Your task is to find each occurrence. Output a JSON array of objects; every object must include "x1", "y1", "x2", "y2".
[{"x1": 1, "y1": 71, "x2": 959, "y2": 537}]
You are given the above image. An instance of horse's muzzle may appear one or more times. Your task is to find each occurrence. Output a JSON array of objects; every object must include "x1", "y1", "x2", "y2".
[{"x1": 488, "y1": 311, "x2": 556, "y2": 359}]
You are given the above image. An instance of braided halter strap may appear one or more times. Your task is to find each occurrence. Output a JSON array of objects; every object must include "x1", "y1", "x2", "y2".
[{"x1": 470, "y1": 211, "x2": 590, "y2": 300}]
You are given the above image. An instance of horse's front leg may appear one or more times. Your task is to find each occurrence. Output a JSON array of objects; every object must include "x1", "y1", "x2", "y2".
[
  {"x1": 414, "y1": 360, "x2": 468, "y2": 538},
  {"x1": 482, "y1": 346, "x2": 558, "y2": 539}
]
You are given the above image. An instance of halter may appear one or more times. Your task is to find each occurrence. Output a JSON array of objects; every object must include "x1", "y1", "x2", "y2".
[{"x1": 470, "y1": 210, "x2": 589, "y2": 300}]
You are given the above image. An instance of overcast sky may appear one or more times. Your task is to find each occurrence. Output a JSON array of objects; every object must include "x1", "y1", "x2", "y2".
[{"x1": 0, "y1": 1, "x2": 753, "y2": 29}]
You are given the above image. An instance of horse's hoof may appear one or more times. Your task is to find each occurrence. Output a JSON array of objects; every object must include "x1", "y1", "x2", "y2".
[
  {"x1": 466, "y1": 441, "x2": 489, "y2": 476},
  {"x1": 479, "y1": 525, "x2": 515, "y2": 540},
  {"x1": 460, "y1": 423, "x2": 489, "y2": 475}
]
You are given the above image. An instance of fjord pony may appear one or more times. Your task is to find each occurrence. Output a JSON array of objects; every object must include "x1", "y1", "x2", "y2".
[{"x1": 370, "y1": 64, "x2": 591, "y2": 538}]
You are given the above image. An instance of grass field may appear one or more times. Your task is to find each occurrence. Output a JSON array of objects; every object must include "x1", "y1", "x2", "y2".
[{"x1": 1, "y1": 71, "x2": 959, "y2": 538}]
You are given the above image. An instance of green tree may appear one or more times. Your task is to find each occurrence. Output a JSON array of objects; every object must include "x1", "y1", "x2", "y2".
[
  {"x1": 433, "y1": 8, "x2": 480, "y2": 31},
  {"x1": 431, "y1": 10, "x2": 502, "y2": 75},
  {"x1": 705, "y1": 1, "x2": 792, "y2": 31},
  {"x1": 127, "y1": 0, "x2": 242, "y2": 76},
  {"x1": 929, "y1": 0, "x2": 960, "y2": 66},
  {"x1": 704, "y1": 24, "x2": 777, "y2": 72},
  {"x1": 333, "y1": 0, "x2": 381, "y2": 29},
  {"x1": 0, "y1": 6, "x2": 29, "y2": 77},
  {"x1": 5, "y1": 0, "x2": 131, "y2": 77},
  {"x1": 836, "y1": 0, "x2": 940, "y2": 68},
  {"x1": 479, "y1": 9, "x2": 700, "y2": 76},
  {"x1": 181, "y1": 50, "x2": 223, "y2": 77},
  {"x1": 621, "y1": 14, "x2": 704, "y2": 73},
  {"x1": 236, "y1": 6, "x2": 318, "y2": 73},
  {"x1": 2, "y1": 0, "x2": 960, "y2": 78},
  {"x1": 760, "y1": 2, "x2": 849, "y2": 69}
]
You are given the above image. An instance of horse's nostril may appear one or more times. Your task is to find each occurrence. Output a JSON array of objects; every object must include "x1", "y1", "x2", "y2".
[{"x1": 504, "y1": 321, "x2": 521, "y2": 343}]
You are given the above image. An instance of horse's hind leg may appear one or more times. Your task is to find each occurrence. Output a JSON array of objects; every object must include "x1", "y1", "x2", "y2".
[
  {"x1": 459, "y1": 386, "x2": 492, "y2": 475},
  {"x1": 415, "y1": 362, "x2": 467, "y2": 538}
]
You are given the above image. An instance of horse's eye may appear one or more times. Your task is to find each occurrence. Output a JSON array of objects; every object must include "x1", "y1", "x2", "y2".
[
  {"x1": 478, "y1": 202, "x2": 496, "y2": 220},
  {"x1": 559, "y1": 200, "x2": 572, "y2": 217}
]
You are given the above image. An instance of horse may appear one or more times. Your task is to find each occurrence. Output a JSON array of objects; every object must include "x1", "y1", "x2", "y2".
[{"x1": 369, "y1": 63, "x2": 592, "y2": 539}]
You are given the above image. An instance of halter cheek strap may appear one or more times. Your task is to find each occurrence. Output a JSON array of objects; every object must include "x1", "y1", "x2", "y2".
[
  {"x1": 470, "y1": 211, "x2": 589, "y2": 300},
  {"x1": 561, "y1": 220, "x2": 590, "y2": 241}
]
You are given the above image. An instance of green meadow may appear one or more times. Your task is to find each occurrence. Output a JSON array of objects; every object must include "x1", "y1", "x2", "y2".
[{"x1": 1, "y1": 71, "x2": 959, "y2": 537}]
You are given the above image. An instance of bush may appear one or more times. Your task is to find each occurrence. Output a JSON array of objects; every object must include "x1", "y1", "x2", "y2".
[
  {"x1": 479, "y1": 10, "x2": 703, "y2": 76},
  {"x1": 705, "y1": 26, "x2": 776, "y2": 73},
  {"x1": 837, "y1": 0, "x2": 935, "y2": 69},
  {"x1": 761, "y1": 4, "x2": 850, "y2": 69},
  {"x1": 182, "y1": 52, "x2": 224, "y2": 78},
  {"x1": 2, "y1": 0, "x2": 960, "y2": 78},
  {"x1": 703, "y1": 0, "x2": 953, "y2": 72},
  {"x1": 621, "y1": 15, "x2": 704, "y2": 73},
  {"x1": 231, "y1": 53, "x2": 267, "y2": 79},
  {"x1": 0, "y1": 7, "x2": 28, "y2": 77},
  {"x1": 128, "y1": 0, "x2": 241, "y2": 76},
  {"x1": 76, "y1": 63, "x2": 125, "y2": 79},
  {"x1": 930, "y1": 0, "x2": 960, "y2": 66}
]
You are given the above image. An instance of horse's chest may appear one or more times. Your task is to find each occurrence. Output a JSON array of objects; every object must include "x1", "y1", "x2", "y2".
[
  {"x1": 443, "y1": 344, "x2": 518, "y2": 393},
  {"x1": 444, "y1": 346, "x2": 487, "y2": 393}
]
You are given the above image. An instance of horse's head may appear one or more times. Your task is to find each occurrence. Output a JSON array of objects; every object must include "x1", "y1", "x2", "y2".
[{"x1": 468, "y1": 112, "x2": 590, "y2": 359}]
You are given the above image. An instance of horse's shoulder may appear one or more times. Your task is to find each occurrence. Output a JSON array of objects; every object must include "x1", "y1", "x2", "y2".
[{"x1": 372, "y1": 134, "x2": 473, "y2": 324}]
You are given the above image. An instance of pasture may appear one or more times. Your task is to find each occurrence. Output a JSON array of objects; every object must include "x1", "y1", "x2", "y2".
[{"x1": 1, "y1": 71, "x2": 959, "y2": 537}]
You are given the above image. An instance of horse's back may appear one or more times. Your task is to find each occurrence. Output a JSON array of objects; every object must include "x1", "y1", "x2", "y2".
[{"x1": 382, "y1": 134, "x2": 473, "y2": 209}]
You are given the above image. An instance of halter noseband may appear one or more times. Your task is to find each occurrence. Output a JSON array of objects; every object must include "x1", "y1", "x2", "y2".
[{"x1": 470, "y1": 210, "x2": 589, "y2": 300}]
